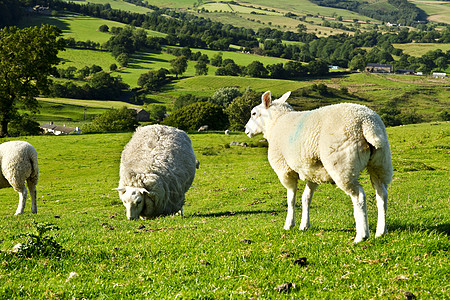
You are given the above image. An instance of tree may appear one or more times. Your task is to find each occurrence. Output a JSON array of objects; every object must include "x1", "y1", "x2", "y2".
[
  {"x1": 267, "y1": 63, "x2": 286, "y2": 79},
  {"x1": 88, "y1": 71, "x2": 129, "y2": 100},
  {"x1": 210, "y1": 52, "x2": 223, "y2": 67},
  {"x1": 225, "y1": 88, "x2": 261, "y2": 131},
  {"x1": 245, "y1": 61, "x2": 268, "y2": 78},
  {"x1": 82, "y1": 107, "x2": 138, "y2": 133},
  {"x1": 163, "y1": 102, "x2": 229, "y2": 131},
  {"x1": 98, "y1": 24, "x2": 109, "y2": 33},
  {"x1": 148, "y1": 104, "x2": 167, "y2": 122},
  {"x1": 195, "y1": 61, "x2": 208, "y2": 75},
  {"x1": 170, "y1": 56, "x2": 188, "y2": 78},
  {"x1": 349, "y1": 54, "x2": 367, "y2": 71},
  {"x1": 116, "y1": 53, "x2": 129, "y2": 67},
  {"x1": 210, "y1": 87, "x2": 242, "y2": 107},
  {"x1": 8, "y1": 114, "x2": 43, "y2": 137},
  {"x1": 284, "y1": 61, "x2": 307, "y2": 78},
  {"x1": 0, "y1": 25, "x2": 64, "y2": 137},
  {"x1": 307, "y1": 59, "x2": 329, "y2": 76},
  {"x1": 173, "y1": 94, "x2": 205, "y2": 111},
  {"x1": 137, "y1": 68, "x2": 169, "y2": 92}
]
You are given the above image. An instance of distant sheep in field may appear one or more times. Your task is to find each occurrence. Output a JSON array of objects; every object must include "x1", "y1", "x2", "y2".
[
  {"x1": 114, "y1": 125, "x2": 197, "y2": 220},
  {"x1": 198, "y1": 125, "x2": 208, "y2": 132},
  {"x1": 0, "y1": 141, "x2": 39, "y2": 215},
  {"x1": 245, "y1": 91, "x2": 393, "y2": 243}
]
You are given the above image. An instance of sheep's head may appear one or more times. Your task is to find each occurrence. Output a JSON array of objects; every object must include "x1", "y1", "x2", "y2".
[
  {"x1": 245, "y1": 91, "x2": 291, "y2": 138},
  {"x1": 113, "y1": 186, "x2": 149, "y2": 220}
]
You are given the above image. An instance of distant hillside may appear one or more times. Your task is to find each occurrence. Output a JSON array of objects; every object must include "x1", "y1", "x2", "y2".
[{"x1": 309, "y1": 0, "x2": 428, "y2": 26}]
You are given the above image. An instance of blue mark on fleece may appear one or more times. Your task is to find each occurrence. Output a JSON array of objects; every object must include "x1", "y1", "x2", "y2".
[{"x1": 289, "y1": 112, "x2": 311, "y2": 145}]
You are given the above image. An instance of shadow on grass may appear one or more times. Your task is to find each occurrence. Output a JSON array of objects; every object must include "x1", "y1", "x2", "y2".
[
  {"x1": 388, "y1": 221, "x2": 450, "y2": 237},
  {"x1": 189, "y1": 210, "x2": 278, "y2": 218}
]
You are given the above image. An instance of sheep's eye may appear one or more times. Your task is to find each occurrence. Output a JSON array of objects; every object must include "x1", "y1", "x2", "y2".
[{"x1": 252, "y1": 112, "x2": 256, "y2": 116}]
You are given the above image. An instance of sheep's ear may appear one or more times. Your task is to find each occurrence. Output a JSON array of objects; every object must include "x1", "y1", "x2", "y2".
[
  {"x1": 262, "y1": 91, "x2": 271, "y2": 109},
  {"x1": 278, "y1": 91, "x2": 291, "y2": 104},
  {"x1": 138, "y1": 188, "x2": 150, "y2": 195},
  {"x1": 112, "y1": 188, "x2": 125, "y2": 192}
]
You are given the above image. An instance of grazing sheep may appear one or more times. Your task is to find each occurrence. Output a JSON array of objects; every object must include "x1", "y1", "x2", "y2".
[
  {"x1": 0, "y1": 141, "x2": 39, "y2": 215},
  {"x1": 114, "y1": 125, "x2": 197, "y2": 220},
  {"x1": 245, "y1": 91, "x2": 393, "y2": 243},
  {"x1": 198, "y1": 125, "x2": 208, "y2": 132}
]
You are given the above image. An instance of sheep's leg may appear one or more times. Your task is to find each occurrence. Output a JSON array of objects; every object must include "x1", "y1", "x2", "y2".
[
  {"x1": 284, "y1": 187, "x2": 297, "y2": 230},
  {"x1": 373, "y1": 182, "x2": 388, "y2": 238},
  {"x1": 278, "y1": 173, "x2": 298, "y2": 230},
  {"x1": 14, "y1": 186, "x2": 27, "y2": 215},
  {"x1": 28, "y1": 181, "x2": 37, "y2": 214},
  {"x1": 299, "y1": 181, "x2": 318, "y2": 231},
  {"x1": 350, "y1": 186, "x2": 370, "y2": 243}
]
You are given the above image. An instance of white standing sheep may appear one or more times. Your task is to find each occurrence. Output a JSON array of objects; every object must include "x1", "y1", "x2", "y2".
[
  {"x1": 0, "y1": 141, "x2": 39, "y2": 215},
  {"x1": 245, "y1": 91, "x2": 393, "y2": 243},
  {"x1": 114, "y1": 125, "x2": 197, "y2": 220}
]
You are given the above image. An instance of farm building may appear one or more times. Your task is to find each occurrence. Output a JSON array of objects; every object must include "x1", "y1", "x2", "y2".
[
  {"x1": 128, "y1": 108, "x2": 150, "y2": 122},
  {"x1": 41, "y1": 122, "x2": 80, "y2": 135},
  {"x1": 395, "y1": 69, "x2": 415, "y2": 75},
  {"x1": 365, "y1": 63, "x2": 393, "y2": 73},
  {"x1": 432, "y1": 72, "x2": 447, "y2": 79}
]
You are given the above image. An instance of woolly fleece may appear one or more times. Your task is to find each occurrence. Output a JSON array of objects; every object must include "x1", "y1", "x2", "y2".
[
  {"x1": 0, "y1": 141, "x2": 39, "y2": 215},
  {"x1": 245, "y1": 91, "x2": 393, "y2": 243},
  {"x1": 116, "y1": 125, "x2": 197, "y2": 219}
]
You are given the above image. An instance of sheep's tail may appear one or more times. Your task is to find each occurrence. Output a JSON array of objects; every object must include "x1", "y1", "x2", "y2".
[
  {"x1": 362, "y1": 116, "x2": 393, "y2": 185},
  {"x1": 28, "y1": 148, "x2": 39, "y2": 185}
]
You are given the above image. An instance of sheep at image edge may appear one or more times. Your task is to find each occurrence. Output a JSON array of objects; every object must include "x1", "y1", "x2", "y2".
[
  {"x1": 0, "y1": 141, "x2": 39, "y2": 215},
  {"x1": 245, "y1": 91, "x2": 393, "y2": 243},
  {"x1": 114, "y1": 125, "x2": 198, "y2": 220}
]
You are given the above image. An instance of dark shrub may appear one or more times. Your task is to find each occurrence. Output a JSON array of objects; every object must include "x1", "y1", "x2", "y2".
[
  {"x1": 163, "y1": 102, "x2": 229, "y2": 131},
  {"x1": 82, "y1": 107, "x2": 138, "y2": 133}
]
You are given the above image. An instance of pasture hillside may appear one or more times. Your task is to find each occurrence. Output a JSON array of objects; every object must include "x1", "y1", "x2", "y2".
[
  {"x1": 409, "y1": 0, "x2": 450, "y2": 24},
  {"x1": 32, "y1": 71, "x2": 449, "y2": 125},
  {"x1": 0, "y1": 122, "x2": 448, "y2": 298}
]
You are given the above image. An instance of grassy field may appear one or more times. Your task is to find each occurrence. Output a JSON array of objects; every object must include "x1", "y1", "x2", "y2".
[
  {"x1": 20, "y1": 12, "x2": 166, "y2": 43},
  {"x1": 0, "y1": 121, "x2": 448, "y2": 298},
  {"x1": 33, "y1": 71, "x2": 448, "y2": 124},
  {"x1": 393, "y1": 43, "x2": 450, "y2": 57},
  {"x1": 27, "y1": 98, "x2": 142, "y2": 127},
  {"x1": 409, "y1": 0, "x2": 450, "y2": 24},
  {"x1": 62, "y1": 0, "x2": 154, "y2": 13}
]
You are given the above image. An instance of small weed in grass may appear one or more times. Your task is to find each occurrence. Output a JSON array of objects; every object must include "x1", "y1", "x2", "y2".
[{"x1": 13, "y1": 222, "x2": 64, "y2": 258}]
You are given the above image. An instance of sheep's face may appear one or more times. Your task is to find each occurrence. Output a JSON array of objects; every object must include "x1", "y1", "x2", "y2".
[
  {"x1": 245, "y1": 90, "x2": 291, "y2": 138},
  {"x1": 113, "y1": 186, "x2": 149, "y2": 220},
  {"x1": 245, "y1": 103, "x2": 267, "y2": 138}
]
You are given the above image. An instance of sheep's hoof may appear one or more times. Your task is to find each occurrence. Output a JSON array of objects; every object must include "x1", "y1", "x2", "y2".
[
  {"x1": 375, "y1": 231, "x2": 386, "y2": 238},
  {"x1": 14, "y1": 211, "x2": 24, "y2": 216},
  {"x1": 299, "y1": 223, "x2": 310, "y2": 231},
  {"x1": 284, "y1": 224, "x2": 295, "y2": 230},
  {"x1": 354, "y1": 235, "x2": 369, "y2": 243}
]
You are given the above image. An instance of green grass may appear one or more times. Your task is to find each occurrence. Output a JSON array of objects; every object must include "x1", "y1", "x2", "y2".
[
  {"x1": 62, "y1": 0, "x2": 154, "y2": 13},
  {"x1": 409, "y1": 0, "x2": 450, "y2": 24},
  {"x1": 33, "y1": 71, "x2": 448, "y2": 124},
  {"x1": 19, "y1": 98, "x2": 142, "y2": 127},
  {"x1": 393, "y1": 43, "x2": 450, "y2": 57},
  {"x1": 59, "y1": 48, "x2": 117, "y2": 70},
  {"x1": 235, "y1": 0, "x2": 375, "y2": 21},
  {"x1": 20, "y1": 12, "x2": 166, "y2": 44},
  {"x1": 0, "y1": 122, "x2": 448, "y2": 298}
]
